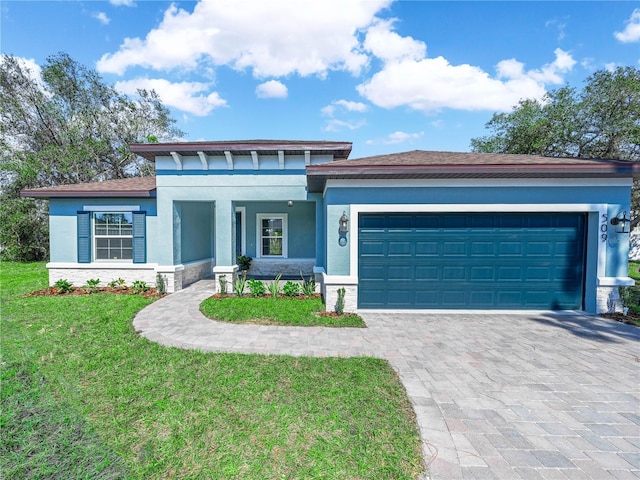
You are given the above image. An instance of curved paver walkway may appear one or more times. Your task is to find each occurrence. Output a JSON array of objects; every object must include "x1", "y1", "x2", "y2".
[{"x1": 134, "y1": 280, "x2": 640, "y2": 480}]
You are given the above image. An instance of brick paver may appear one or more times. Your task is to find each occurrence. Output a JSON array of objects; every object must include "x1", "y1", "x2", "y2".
[{"x1": 133, "y1": 280, "x2": 640, "y2": 479}]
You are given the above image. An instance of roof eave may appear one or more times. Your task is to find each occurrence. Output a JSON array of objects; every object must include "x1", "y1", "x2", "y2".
[{"x1": 20, "y1": 190, "x2": 156, "y2": 199}]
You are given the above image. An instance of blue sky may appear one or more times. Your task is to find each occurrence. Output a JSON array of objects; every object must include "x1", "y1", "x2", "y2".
[{"x1": 2, "y1": 1, "x2": 639, "y2": 159}]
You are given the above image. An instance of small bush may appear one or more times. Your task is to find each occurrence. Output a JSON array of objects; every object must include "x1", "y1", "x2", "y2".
[
  {"x1": 300, "y1": 272, "x2": 316, "y2": 297},
  {"x1": 54, "y1": 279, "x2": 73, "y2": 294},
  {"x1": 218, "y1": 275, "x2": 228, "y2": 295},
  {"x1": 336, "y1": 287, "x2": 346, "y2": 315},
  {"x1": 156, "y1": 273, "x2": 166, "y2": 296},
  {"x1": 283, "y1": 281, "x2": 301, "y2": 297},
  {"x1": 268, "y1": 273, "x2": 282, "y2": 297},
  {"x1": 84, "y1": 278, "x2": 100, "y2": 294},
  {"x1": 247, "y1": 278, "x2": 266, "y2": 297},
  {"x1": 131, "y1": 280, "x2": 148, "y2": 294},
  {"x1": 107, "y1": 278, "x2": 126, "y2": 287},
  {"x1": 237, "y1": 255, "x2": 252, "y2": 272},
  {"x1": 233, "y1": 273, "x2": 247, "y2": 296}
]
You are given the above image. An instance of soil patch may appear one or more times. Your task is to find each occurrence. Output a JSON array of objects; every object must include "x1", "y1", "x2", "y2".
[
  {"x1": 25, "y1": 286, "x2": 162, "y2": 299},
  {"x1": 600, "y1": 312, "x2": 640, "y2": 327}
]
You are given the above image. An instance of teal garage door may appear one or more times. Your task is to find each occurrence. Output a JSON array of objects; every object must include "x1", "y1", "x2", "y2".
[{"x1": 358, "y1": 213, "x2": 586, "y2": 309}]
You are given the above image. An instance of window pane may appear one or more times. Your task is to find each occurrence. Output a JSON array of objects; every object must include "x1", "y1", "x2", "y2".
[
  {"x1": 262, "y1": 237, "x2": 282, "y2": 256},
  {"x1": 93, "y1": 212, "x2": 134, "y2": 261}
]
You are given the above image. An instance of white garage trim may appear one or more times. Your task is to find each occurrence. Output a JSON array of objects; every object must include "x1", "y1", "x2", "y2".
[{"x1": 349, "y1": 203, "x2": 608, "y2": 292}]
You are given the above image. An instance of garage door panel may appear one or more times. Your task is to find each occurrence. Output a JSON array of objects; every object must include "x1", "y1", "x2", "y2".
[
  {"x1": 358, "y1": 212, "x2": 585, "y2": 309},
  {"x1": 388, "y1": 241, "x2": 412, "y2": 256},
  {"x1": 388, "y1": 265, "x2": 413, "y2": 280}
]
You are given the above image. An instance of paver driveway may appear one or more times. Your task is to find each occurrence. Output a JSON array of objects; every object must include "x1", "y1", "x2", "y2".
[{"x1": 133, "y1": 280, "x2": 640, "y2": 479}]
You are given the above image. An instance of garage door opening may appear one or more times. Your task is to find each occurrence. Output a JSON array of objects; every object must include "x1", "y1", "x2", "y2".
[{"x1": 358, "y1": 212, "x2": 586, "y2": 310}]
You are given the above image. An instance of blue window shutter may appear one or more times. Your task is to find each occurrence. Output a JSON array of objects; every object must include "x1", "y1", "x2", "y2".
[
  {"x1": 132, "y1": 211, "x2": 146, "y2": 263},
  {"x1": 77, "y1": 211, "x2": 91, "y2": 263}
]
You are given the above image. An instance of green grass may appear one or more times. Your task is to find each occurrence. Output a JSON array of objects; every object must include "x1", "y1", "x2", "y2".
[
  {"x1": 200, "y1": 295, "x2": 366, "y2": 327},
  {"x1": 629, "y1": 261, "x2": 640, "y2": 281},
  {"x1": 1, "y1": 262, "x2": 423, "y2": 479}
]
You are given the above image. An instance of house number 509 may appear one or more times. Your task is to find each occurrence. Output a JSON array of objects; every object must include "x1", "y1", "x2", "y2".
[{"x1": 601, "y1": 213, "x2": 608, "y2": 242}]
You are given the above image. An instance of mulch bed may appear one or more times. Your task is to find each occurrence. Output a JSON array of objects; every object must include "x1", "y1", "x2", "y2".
[
  {"x1": 25, "y1": 286, "x2": 162, "y2": 299},
  {"x1": 600, "y1": 312, "x2": 640, "y2": 327}
]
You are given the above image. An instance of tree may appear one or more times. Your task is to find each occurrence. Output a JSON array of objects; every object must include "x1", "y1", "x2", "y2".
[
  {"x1": 0, "y1": 53, "x2": 184, "y2": 261},
  {"x1": 471, "y1": 66, "x2": 640, "y2": 226}
]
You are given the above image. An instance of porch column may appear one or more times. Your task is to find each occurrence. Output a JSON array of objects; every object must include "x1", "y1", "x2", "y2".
[{"x1": 213, "y1": 199, "x2": 238, "y2": 293}]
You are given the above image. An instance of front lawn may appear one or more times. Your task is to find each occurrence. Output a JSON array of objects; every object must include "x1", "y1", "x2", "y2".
[
  {"x1": 1, "y1": 263, "x2": 423, "y2": 479},
  {"x1": 200, "y1": 295, "x2": 366, "y2": 327}
]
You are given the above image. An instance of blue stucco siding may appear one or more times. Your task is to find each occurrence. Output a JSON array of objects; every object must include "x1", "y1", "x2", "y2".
[
  {"x1": 324, "y1": 185, "x2": 630, "y2": 206},
  {"x1": 48, "y1": 197, "x2": 158, "y2": 263},
  {"x1": 325, "y1": 205, "x2": 350, "y2": 275},
  {"x1": 179, "y1": 201, "x2": 214, "y2": 263},
  {"x1": 238, "y1": 201, "x2": 316, "y2": 258}
]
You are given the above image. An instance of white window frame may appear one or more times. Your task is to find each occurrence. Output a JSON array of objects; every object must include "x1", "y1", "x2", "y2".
[
  {"x1": 256, "y1": 213, "x2": 288, "y2": 258},
  {"x1": 93, "y1": 211, "x2": 134, "y2": 262}
]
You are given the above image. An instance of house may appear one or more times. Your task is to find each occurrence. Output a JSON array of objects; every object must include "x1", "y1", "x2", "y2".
[{"x1": 22, "y1": 140, "x2": 639, "y2": 314}]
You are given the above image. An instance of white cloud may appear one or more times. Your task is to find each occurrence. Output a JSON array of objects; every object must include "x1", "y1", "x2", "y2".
[
  {"x1": 322, "y1": 119, "x2": 366, "y2": 132},
  {"x1": 114, "y1": 78, "x2": 227, "y2": 116},
  {"x1": 430, "y1": 119, "x2": 443, "y2": 128},
  {"x1": 93, "y1": 12, "x2": 110, "y2": 25},
  {"x1": 97, "y1": 0, "x2": 391, "y2": 77},
  {"x1": 383, "y1": 130, "x2": 423, "y2": 144},
  {"x1": 604, "y1": 62, "x2": 618, "y2": 73},
  {"x1": 109, "y1": 0, "x2": 135, "y2": 6},
  {"x1": 363, "y1": 19, "x2": 426, "y2": 63},
  {"x1": 615, "y1": 9, "x2": 640, "y2": 43},
  {"x1": 366, "y1": 130, "x2": 424, "y2": 145},
  {"x1": 255, "y1": 80, "x2": 288, "y2": 99},
  {"x1": 321, "y1": 99, "x2": 368, "y2": 116},
  {"x1": 358, "y1": 48, "x2": 576, "y2": 113}
]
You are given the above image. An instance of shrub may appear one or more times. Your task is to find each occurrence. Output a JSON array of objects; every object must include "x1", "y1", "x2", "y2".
[
  {"x1": 336, "y1": 287, "x2": 346, "y2": 315},
  {"x1": 233, "y1": 273, "x2": 247, "y2": 296},
  {"x1": 54, "y1": 279, "x2": 73, "y2": 294},
  {"x1": 237, "y1": 255, "x2": 252, "y2": 272},
  {"x1": 107, "y1": 278, "x2": 126, "y2": 287},
  {"x1": 131, "y1": 280, "x2": 148, "y2": 294},
  {"x1": 218, "y1": 275, "x2": 228, "y2": 295},
  {"x1": 283, "y1": 281, "x2": 300, "y2": 297},
  {"x1": 300, "y1": 272, "x2": 316, "y2": 297},
  {"x1": 156, "y1": 273, "x2": 166, "y2": 296},
  {"x1": 268, "y1": 273, "x2": 282, "y2": 297},
  {"x1": 84, "y1": 278, "x2": 100, "y2": 294},
  {"x1": 247, "y1": 278, "x2": 266, "y2": 297}
]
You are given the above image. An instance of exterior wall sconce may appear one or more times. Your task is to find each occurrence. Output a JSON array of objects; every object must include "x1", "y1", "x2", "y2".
[
  {"x1": 610, "y1": 211, "x2": 631, "y2": 234},
  {"x1": 339, "y1": 211, "x2": 349, "y2": 234}
]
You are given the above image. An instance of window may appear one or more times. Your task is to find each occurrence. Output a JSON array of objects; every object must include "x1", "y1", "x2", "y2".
[
  {"x1": 257, "y1": 214, "x2": 288, "y2": 258},
  {"x1": 94, "y1": 212, "x2": 133, "y2": 260}
]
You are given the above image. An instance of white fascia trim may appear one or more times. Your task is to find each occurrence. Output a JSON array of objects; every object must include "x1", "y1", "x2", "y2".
[
  {"x1": 597, "y1": 276, "x2": 635, "y2": 287},
  {"x1": 47, "y1": 262, "x2": 157, "y2": 269},
  {"x1": 349, "y1": 203, "x2": 608, "y2": 286},
  {"x1": 83, "y1": 205, "x2": 141, "y2": 212},
  {"x1": 325, "y1": 178, "x2": 633, "y2": 189}
]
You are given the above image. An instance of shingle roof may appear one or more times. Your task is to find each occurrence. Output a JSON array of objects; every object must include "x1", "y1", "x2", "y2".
[
  {"x1": 20, "y1": 176, "x2": 156, "y2": 198},
  {"x1": 130, "y1": 140, "x2": 353, "y2": 161},
  {"x1": 306, "y1": 150, "x2": 640, "y2": 192}
]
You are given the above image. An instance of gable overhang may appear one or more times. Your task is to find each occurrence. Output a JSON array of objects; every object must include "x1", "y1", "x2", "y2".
[
  {"x1": 131, "y1": 140, "x2": 353, "y2": 162},
  {"x1": 306, "y1": 163, "x2": 640, "y2": 193}
]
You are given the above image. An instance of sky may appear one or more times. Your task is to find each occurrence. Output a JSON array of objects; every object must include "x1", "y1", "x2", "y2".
[{"x1": 2, "y1": 1, "x2": 639, "y2": 159}]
